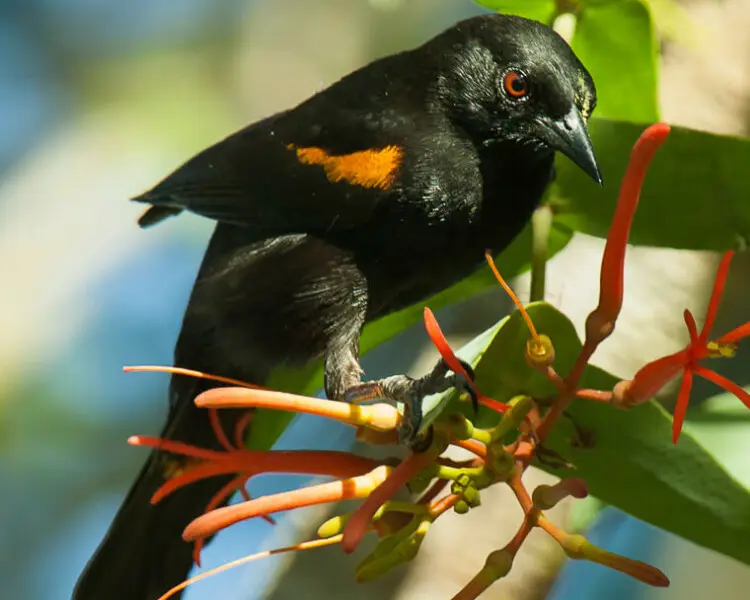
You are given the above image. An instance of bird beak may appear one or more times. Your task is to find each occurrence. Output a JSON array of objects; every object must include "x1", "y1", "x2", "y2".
[{"x1": 535, "y1": 108, "x2": 602, "y2": 184}]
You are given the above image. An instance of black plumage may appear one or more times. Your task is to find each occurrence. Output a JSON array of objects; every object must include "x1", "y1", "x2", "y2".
[{"x1": 74, "y1": 13, "x2": 600, "y2": 600}]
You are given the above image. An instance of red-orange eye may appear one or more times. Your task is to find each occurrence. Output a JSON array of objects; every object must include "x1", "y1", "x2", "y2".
[{"x1": 503, "y1": 71, "x2": 528, "y2": 99}]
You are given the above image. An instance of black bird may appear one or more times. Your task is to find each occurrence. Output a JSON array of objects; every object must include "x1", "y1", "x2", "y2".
[{"x1": 73, "y1": 13, "x2": 600, "y2": 600}]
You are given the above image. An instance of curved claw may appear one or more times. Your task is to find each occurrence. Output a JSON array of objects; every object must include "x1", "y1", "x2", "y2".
[
  {"x1": 409, "y1": 425, "x2": 434, "y2": 453},
  {"x1": 456, "y1": 358, "x2": 476, "y2": 382},
  {"x1": 465, "y1": 386, "x2": 479, "y2": 416},
  {"x1": 343, "y1": 358, "x2": 477, "y2": 448}
]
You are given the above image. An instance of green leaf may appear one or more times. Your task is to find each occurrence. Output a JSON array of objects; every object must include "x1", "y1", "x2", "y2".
[
  {"x1": 246, "y1": 223, "x2": 573, "y2": 451},
  {"x1": 430, "y1": 303, "x2": 750, "y2": 565},
  {"x1": 571, "y1": 0, "x2": 659, "y2": 122},
  {"x1": 552, "y1": 117, "x2": 750, "y2": 250},
  {"x1": 473, "y1": 0, "x2": 557, "y2": 24},
  {"x1": 685, "y1": 392, "x2": 750, "y2": 489}
]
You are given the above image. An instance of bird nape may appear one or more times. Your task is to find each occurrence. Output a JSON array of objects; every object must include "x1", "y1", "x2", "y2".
[{"x1": 73, "y1": 12, "x2": 600, "y2": 600}]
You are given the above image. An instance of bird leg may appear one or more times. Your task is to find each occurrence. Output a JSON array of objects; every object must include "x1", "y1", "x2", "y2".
[{"x1": 344, "y1": 358, "x2": 477, "y2": 449}]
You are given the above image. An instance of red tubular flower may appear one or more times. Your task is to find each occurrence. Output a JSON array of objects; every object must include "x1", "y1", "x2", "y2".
[
  {"x1": 129, "y1": 407, "x2": 380, "y2": 565},
  {"x1": 184, "y1": 466, "x2": 392, "y2": 542},
  {"x1": 423, "y1": 307, "x2": 509, "y2": 413},
  {"x1": 587, "y1": 123, "x2": 671, "y2": 343},
  {"x1": 341, "y1": 448, "x2": 437, "y2": 553},
  {"x1": 620, "y1": 250, "x2": 750, "y2": 442}
]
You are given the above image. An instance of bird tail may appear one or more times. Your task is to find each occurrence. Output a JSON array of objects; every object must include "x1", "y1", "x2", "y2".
[
  {"x1": 72, "y1": 401, "x2": 236, "y2": 600},
  {"x1": 136, "y1": 205, "x2": 183, "y2": 228}
]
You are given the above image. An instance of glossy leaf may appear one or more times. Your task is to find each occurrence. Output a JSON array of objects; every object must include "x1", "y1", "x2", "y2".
[
  {"x1": 429, "y1": 303, "x2": 750, "y2": 566},
  {"x1": 571, "y1": 0, "x2": 660, "y2": 122},
  {"x1": 685, "y1": 392, "x2": 750, "y2": 489},
  {"x1": 551, "y1": 118, "x2": 750, "y2": 250}
]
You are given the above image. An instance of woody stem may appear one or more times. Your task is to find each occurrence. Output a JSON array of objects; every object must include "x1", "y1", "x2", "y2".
[{"x1": 535, "y1": 338, "x2": 598, "y2": 442}]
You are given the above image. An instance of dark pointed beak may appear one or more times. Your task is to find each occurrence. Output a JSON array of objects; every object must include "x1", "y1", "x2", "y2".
[{"x1": 535, "y1": 108, "x2": 602, "y2": 184}]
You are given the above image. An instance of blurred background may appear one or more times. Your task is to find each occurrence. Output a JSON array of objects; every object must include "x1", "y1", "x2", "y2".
[{"x1": 1, "y1": 0, "x2": 749, "y2": 599}]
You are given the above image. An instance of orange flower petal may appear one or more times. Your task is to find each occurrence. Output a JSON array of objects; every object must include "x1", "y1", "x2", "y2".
[
  {"x1": 671, "y1": 369, "x2": 693, "y2": 444},
  {"x1": 699, "y1": 251, "x2": 734, "y2": 344},
  {"x1": 152, "y1": 461, "x2": 253, "y2": 504},
  {"x1": 598, "y1": 123, "x2": 671, "y2": 322},
  {"x1": 192, "y1": 474, "x2": 251, "y2": 567}
]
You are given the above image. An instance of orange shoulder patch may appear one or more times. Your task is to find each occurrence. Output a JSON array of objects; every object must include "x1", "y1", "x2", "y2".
[{"x1": 288, "y1": 144, "x2": 403, "y2": 190}]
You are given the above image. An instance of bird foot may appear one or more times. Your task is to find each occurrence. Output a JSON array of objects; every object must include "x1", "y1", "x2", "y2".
[{"x1": 344, "y1": 358, "x2": 476, "y2": 450}]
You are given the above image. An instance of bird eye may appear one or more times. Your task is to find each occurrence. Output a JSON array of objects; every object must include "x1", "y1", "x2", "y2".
[{"x1": 503, "y1": 70, "x2": 529, "y2": 100}]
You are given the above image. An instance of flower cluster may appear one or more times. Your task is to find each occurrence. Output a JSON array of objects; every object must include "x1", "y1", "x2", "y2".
[{"x1": 127, "y1": 123, "x2": 750, "y2": 600}]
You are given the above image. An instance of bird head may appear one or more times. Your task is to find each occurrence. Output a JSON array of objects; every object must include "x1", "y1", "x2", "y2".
[{"x1": 432, "y1": 14, "x2": 601, "y2": 184}]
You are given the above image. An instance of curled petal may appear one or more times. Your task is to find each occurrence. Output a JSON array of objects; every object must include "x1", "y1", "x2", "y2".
[
  {"x1": 208, "y1": 408, "x2": 234, "y2": 452},
  {"x1": 693, "y1": 365, "x2": 750, "y2": 410},
  {"x1": 234, "y1": 411, "x2": 255, "y2": 449},
  {"x1": 152, "y1": 461, "x2": 254, "y2": 504},
  {"x1": 192, "y1": 474, "x2": 251, "y2": 567},
  {"x1": 597, "y1": 123, "x2": 671, "y2": 324},
  {"x1": 699, "y1": 251, "x2": 734, "y2": 344},
  {"x1": 671, "y1": 370, "x2": 693, "y2": 444}
]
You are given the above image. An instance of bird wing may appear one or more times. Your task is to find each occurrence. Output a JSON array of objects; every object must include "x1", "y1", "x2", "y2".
[{"x1": 132, "y1": 88, "x2": 422, "y2": 236}]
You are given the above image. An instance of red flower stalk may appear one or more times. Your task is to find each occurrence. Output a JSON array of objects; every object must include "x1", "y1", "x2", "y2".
[
  {"x1": 599, "y1": 123, "x2": 671, "y2": 318},
  {"x1": 586, "y1": 123, "x2": 671, "y2": 345},
  {"x1": 615, "y1": 250, "x2": 750, "y2": 442}
]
